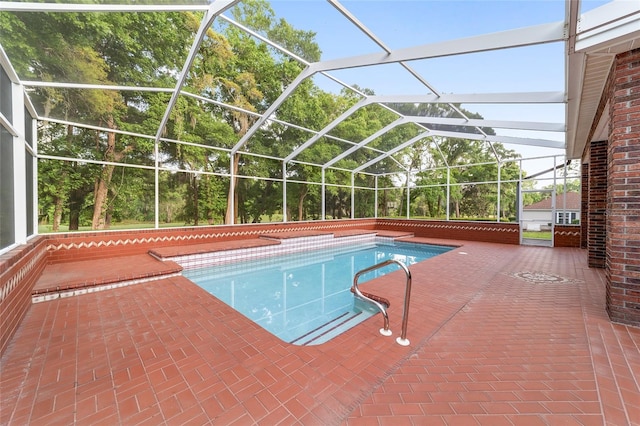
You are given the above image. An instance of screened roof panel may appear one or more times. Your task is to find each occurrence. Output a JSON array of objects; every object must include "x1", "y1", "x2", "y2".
[
  {"x1": 326, "y1": 103, "x2": 400, "y2": 141},
  {"x1": 157, "y1": 138, "x2": 231, "y2": 172},
  {"x1": 340, "y1": 1, "x2": 566, "y2": 48},
  {"x1": 270, "y1": 82, "x2": 339, "y2": 133},
  {"x1": 360, "y1": 156, "x2": 406, "y2": 175},
  {"x1": 323, "y1": 62, "x2": 435, "y2": 97},
  {"x1": 365, "y1": 122, "x2": 423, "y2": 151},
  {"x1": 285, "y1": 160, "x2": 324, "y2": 184},
  {"x1": 387, "y1": 145, "x2": 436, "y2": 173},
  {"x1": 308, "y1": 72, "x2": 359, "y2": 98},
  {"x1": 37, "y1": 122, "x2": 155, "y2": 164},
  {"x1": 2, "y1": 0, "x2": 639, "y2": 175},
  {"x1": 36, "y1": 1, "x2": 210, "y2": 4},
  {"x1": 236, "y1": 152, "x2": 282, "y2": 179},
  {"x1": 167, "y1": 93, "x2": 240, "y2": 147},
  {"x1": 27, "y1": 87, "x2": 172, "y2": 131},
  {"x1": 295, "y1": 136, "x2": 354, "y2": 165},
  {"x1": 6, "y1": 10, "x2": 196, "y2": 88},
  {"x1": 467, "y1": 103, "x2": 566, "y2": 136},
  {"x1": 407, "y1": 43, "x2": 565, "y2": 95},
  {"x1": 266, "y1": 0, "x2": 390, "y2": 61},
  {"x1": 337, "y1": 148, "x2": 397, "y2": 173}
]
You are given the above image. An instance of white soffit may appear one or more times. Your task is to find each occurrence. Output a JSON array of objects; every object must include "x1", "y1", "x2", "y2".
[{"x1": 567, "y1": 1, "x2": 640, "y2": 159}]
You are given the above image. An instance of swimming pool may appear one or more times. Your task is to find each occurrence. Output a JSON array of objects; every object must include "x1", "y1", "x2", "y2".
[{"x1": 183, "y1": 241, "x2": 452, "y2": 345}]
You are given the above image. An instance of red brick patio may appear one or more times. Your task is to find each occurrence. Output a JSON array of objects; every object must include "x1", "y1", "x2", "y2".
[{"x1": 1, "y1": 239, "x2": 639, "y2": 425}]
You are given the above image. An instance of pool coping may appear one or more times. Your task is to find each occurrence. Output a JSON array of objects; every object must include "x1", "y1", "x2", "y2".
[
  {"x1": 30, "y1": 230, "x2": 463, "y2": 305},
  {"x1": 156, "y1": 232, "x2": 417, "y2": 271}
]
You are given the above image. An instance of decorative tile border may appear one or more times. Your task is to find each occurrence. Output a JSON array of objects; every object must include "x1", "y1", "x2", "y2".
[
  {"x1": 183, "y1": 242, "x2": 378, "y2": 282},
  {"x1": 507, "y1": 271, "x2": 582, "y2": 284},
  {"x1": 32, "y1": 272, "x2": 181, "y2": 303},
  {"x1": 1, "y1": 248, "x2": 47, "y2": 303},
  {"x1": 43, "y1": 220, "x2": 515, "y2": 257},
  {"x1": 175, "y1": 234, "x2": 378, "y2": 270},
  {"x1": 555, "y1": 230, "x2": 581, "y2": 236},
  {"x1": 385, "y1": 221, "x2": 519, "y2": 233},
  {"x1": 45, "y1": 222, "x2": 373, "y2": 253}
]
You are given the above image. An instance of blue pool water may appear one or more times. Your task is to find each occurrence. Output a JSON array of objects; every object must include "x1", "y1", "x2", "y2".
[{"x1": 183, "y1": 241, "x2": 452, "y2": 345}]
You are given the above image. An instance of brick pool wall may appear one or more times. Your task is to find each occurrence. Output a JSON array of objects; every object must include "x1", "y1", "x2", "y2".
[
  {"x1": 554, "y1": 225, "x2": 581, "y2": 248},
  {"x1": 1, "y1": 218, "x2": 522, "y2": 355},
  {"x1": 0, "y1": 236, "x2": 48, "y2": 355},
  {"x1": 45, "y1": 220, "x2": 378, "y2": 264},
  {"x1": 375, "y1": 219, "x2": 520, "y2": 244}
]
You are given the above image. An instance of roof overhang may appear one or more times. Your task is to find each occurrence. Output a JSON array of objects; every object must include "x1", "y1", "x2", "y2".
[{"x1": 566, "y1": 1, "x2": 640, "y2": 160}]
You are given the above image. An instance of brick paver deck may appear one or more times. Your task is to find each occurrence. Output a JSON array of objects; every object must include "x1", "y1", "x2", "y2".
[
  {"x1": 1, "y1": 240, "x2": 639, "y2": 425},
  {"x1": 32, "y1": 254, "x2": 182, "y2": 295}
]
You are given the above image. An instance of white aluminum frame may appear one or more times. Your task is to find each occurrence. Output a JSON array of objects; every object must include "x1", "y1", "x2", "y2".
[{"x1": 0, "y1": 0, "x2": 636, "y2": 232}]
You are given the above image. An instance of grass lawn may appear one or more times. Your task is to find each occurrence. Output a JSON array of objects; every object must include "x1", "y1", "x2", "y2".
[
  {"x1": 38, "y1": 222, "x2": 194, "y2": 233},
  {"x1": 37, "y1": 215, "x2": 284, "y2": 233},
  {"x1": 522, "y1": 230, "x2": 552, "y2": 240}
]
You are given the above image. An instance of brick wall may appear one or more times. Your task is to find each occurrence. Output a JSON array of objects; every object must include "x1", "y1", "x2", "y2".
[
  {"x1": 374, "y1": 219, "x2": 520, "y2": 244},
  {"x1": 0, "y1": 237, "x2": 48, "y2": 355},
  {"x1": 43, "y1": 219, "x2": 519, "y2": 265},
  {"x1": 581, "y1": 163, "x2": 589, "y2": 249},
  {"x1": 45, "y1": 220, "x2": 377, "y2": 264},
  {"x1": 588, "y1": 140, "x2": 608, "y2": 268},
  {"x1": 606, "y1": 48, "x2": 640, "y2": 327},
  {"x1": 554, "y1": 225, "x2": 581, "y2": 248},
  {"x1": 0, "y1": 218, "x2": 520, "y2": 355}
]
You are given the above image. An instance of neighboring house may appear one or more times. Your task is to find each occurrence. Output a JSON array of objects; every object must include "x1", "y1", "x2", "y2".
[{"x1": 522, "y1": 192, "x2": 581, "y2": 231}]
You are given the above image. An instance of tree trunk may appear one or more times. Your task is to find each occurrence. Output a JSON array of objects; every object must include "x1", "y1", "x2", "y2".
[
  {"x1": 50, "y1": 124, "x2": 74, "y2": 232},
  {"x1": 225, "y1": 153, "x2": 240, "y2": 224},
  {"x1": 297, "y1": 185, "x2": 308, "y2": 221},
  {"x1": 92, "y1": 164, "x2": 115, "y2": 230},
  {"x1": 68, "y1": 203, "x2": 80, "y2": 230},
  {"x1": 400, "y1": 188, "x2": 407, "y2": 216},
  {"x1": 68, "y1": 186, "x2": 85, "y2": 231},
  {"x1": 92, "y1": 118, "x2": 130, "y2": 229},
  {"x1": 381, "y1": 190, "x2": 388, "y2": 216},
  {"x1": 192, "y1": 174, "x2": 199, "y2": 226},
  {"x1": 52, "y1": 195, "x2": 63, "y2": 232},
  {"x1": 225, "y1": 106, "x2": 256, "y2": 225}
]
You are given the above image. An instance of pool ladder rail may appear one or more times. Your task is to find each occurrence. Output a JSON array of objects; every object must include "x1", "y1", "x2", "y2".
[{"x1": 351, "y1": 259, "x2": 413, "y2": 346}]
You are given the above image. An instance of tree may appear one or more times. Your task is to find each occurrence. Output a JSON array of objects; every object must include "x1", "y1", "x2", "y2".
[
  {"x1": 401, "y1": 103, "x2": 522, "y2": 220},
  {"x1": 2, "y1": 10, "x2": 195, "y2": 229},
  {"x1": 210, "y1": 0, "x2": 322, "y2": 223}
]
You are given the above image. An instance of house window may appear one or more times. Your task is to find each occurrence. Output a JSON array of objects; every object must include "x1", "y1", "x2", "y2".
[{"x1": 557, "y1": 212, "x2": 578, "y2": 224}]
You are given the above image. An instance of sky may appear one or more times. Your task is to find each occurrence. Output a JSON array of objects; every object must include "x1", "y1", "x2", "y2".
[{"x1": 221, "y1": 0, "x2": 613, "y2": 179}]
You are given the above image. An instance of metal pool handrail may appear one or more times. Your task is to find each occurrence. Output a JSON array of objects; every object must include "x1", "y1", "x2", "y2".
[{"x1": 352, "y1": 259, "x2": 413, "y2": 346}]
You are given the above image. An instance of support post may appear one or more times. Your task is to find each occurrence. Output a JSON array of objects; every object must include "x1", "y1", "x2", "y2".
[
  {"x1": 351, "y1": 173, "x2": 355, "y2": 219},
  {"x1": 321, "y1": 168, "x2": 326, "y2": 220},
  {"x1": 446, "y1": 168, "x2": 450, "y2": 220},
  {"x1": 374, "y1": 175, "x2": 378, "y2": 218},
  {"x1": 406, "y1": 172, "x2": 410, "y2": 219},
  {"x1": 229, "y1": 155, "x2": 235, "y2": 224},
  {"x1": 282, "y1": 161, "x2": 287, "y2": 222},
  {"x1": 497, "y1": 162, "x2": 501, "y2": 222}
]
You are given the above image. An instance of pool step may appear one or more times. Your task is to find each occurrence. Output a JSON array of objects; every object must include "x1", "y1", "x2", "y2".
[{"x1": 290, "y1": 310, "x2": 368, "y2": 346}]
